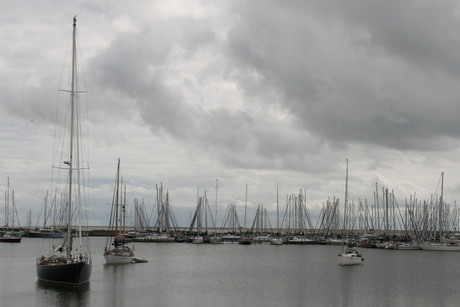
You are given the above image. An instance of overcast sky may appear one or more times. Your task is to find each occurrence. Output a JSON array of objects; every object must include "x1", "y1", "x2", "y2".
[{"x1": 2, "y1": 0, "x2": 460, "y2": 228}]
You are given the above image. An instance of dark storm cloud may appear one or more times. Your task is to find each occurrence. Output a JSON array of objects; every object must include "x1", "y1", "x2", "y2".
[
  {"x1": 320, "y1": 0, "x2": 460, "y2": 76},
  {"x1": 224, "y1": 0, "x2": 460, "y2": 151}
]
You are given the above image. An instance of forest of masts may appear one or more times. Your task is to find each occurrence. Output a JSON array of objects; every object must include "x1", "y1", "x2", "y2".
[
  {"x1": 14, "y1": 174, "x2": 459, "y2": 241},
  {"x1": 129, "y1": 180, "x2": 460, "y2": 240}
]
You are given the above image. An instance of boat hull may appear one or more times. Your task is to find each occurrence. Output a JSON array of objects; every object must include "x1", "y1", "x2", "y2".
[
  {"x1": 270, "y1": 238, "x2": 283, "y2": 245},
  {"x1": 394, "y1": 243, "x2": 421, "y2": 250},
  {"x1": 238, "y1": 238, "x2": 253, "y2": 245},
  {"x1": 419, "y1": 243, "x2": 460, "y2": 251},
  {"x1": 192, "y1": 236, "x2": 205, "y2": 244},
  {"x1": 104, "y1": 254, "x2": 134, "y2": 264},
  {"x1": 338, "y1": 258, "x2": 364, "y2": 266},
  {"x1": 28, "y1": 231, "x2": 64, "y2": 238},
  {"x1": 133, "y1": 235, "x2": 175, "y2": 243},
  {"x1": 338, "y1": 249, "x2": 364, "y2": 266},
  {"x1": 0, "y1": 237, "x2": 21, "y2": 243},
  {"x1": 284, "y1": 238, "x2": 316, "y2": 245},
  {"x1": 36, "y1": 262, "x2": 91, "y2": 285},
  {"x1": 208, "y1": 237, "x2": 223, "y2": 244},
  {"x1": 338, "y1": 256, "x2": 364, "y2": 266}
]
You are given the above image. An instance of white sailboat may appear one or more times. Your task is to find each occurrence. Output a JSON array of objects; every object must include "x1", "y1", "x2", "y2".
[
  {"x1": 208, "y1": 179, "x2": 222, "y2": 244},
  {"x1": 36, "y1": 17, "x2": 92, "y2": 285},
  {"x1": 419, "y1": 238, "x2": 460, "y2": 251},
  {"x1": 338, "y1": 159, "x2": 364, "y2": 266},
  {"x1": 104, "y1": 159, "x2": 135, "y2": 264},
  {"x1": 270, "y1": 184, "x2": 284, "y2": 246}
]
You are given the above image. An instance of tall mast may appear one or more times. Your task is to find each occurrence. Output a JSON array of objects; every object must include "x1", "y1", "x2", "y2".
[
  {"x1": 123, "y1": 183, "x2": 127, "y2": 238},
  {"x1": 215, "y1": 178, "x2": 218, "y2": 231},
  {"x1": 244, "y1": 184, "x2": 248, "y2": 229},
  {"x1": 276, "y1": 184, "x2": 280, "y2": 233},
  {"x1": 65, "y1": 16, "x2": 78, "y2": 259},
  {"x1": 344, "y1": 159, "x2": 349, "y2": 233},
  {"x1": 439, "y1": 172, "x2": 444, "y2": 237},
  {"x1": 115, "y1": 159, "x2": 120, "y2": 240},
  {"x1": 6, "y1": 177, "x2": 9, "y2": 228}
]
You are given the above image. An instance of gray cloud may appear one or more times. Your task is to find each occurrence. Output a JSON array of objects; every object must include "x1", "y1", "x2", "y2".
[{"x1": 223, "y1": 0, "x2": 460, "y2": 151}]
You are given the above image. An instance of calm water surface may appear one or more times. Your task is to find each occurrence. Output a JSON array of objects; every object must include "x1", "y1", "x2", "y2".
[{"x1": 1, "y1": 237, "x2": 460, "y2": 306}]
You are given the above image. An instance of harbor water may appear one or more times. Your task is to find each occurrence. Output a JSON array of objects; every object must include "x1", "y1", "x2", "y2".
[{"x1": 1, "y1": 237, "x2": 460, "y2": 306}]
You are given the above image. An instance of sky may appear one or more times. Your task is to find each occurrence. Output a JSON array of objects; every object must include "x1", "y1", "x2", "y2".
[{"x1": 2, "y1": 0, "x2": 460, "y2": 228}]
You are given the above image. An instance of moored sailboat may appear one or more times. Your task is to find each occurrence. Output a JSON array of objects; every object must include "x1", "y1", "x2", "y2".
[
  {"x1": 1, "y1": 178, "x2": 22, "y2": 243},
  {"x1": 338, "y1": 160, "x2": 364, "y2": 266},
  {"x1": 28, "y1": 192, "x2": 64, "y2": 238},
  {"x1": 36, "y1": 17, "x2": 92, "y2": 285},
  {"x1": 270, "y1": 184, "x2": 283, "y2": 246},
  {"x1": 104, "y1": 159, "x2": 135, "y2": 264}
]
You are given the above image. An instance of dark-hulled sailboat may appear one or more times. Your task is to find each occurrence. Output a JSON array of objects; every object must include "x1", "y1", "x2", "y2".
[{"x1": 36, "y1": 17, "x2": 92, "y2": 285}]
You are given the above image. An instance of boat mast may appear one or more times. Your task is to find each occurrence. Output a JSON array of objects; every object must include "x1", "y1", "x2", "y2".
[
  {"x1": 5, "y1": 177, "x2": 9, "y2": 229},
  {"x1": 244, "y1": 184, "x2": 248, "y2": 229},
  {"x1": 215, "y1": 178, "x2": 218, "y2": 231},
  {"x1": 115, "y1": 159, "x2": 120, "y2": 242},
  {"x1": 439, "y1": 172, "x2": 444, "y2": 238},
  {"x1": 344, "y1": 159, "x2": 349, "y2": 236},
  {"x1": 65, "y1": 16, "x2": 78, "y2": 259},
  {"x1": 123, "y1": 183, "x2": 127, "y2": 239},
  {"x1": 277, "y1": 183, "x2": 279, "y2": 234}
]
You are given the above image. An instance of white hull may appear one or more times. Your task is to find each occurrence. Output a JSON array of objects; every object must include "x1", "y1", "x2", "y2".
[
  {"x1": 192, "y1": 236, "x2": 204, "y2": 244},
  {"x1": 270, "y1": 238, "x2": 283, "y2": 245},
  {"x1": 208, "y1": 237, "x2": 222, "y2": 244},
  {"x1": 338, "y1": 255, "x2": 364, "y2": 266},
  {"x1": 338, "y1": 257, "x2": 364, "y2": 265},
  {"x1": 326, "y1": 238, "x2": 345, "y2": 245},
  {"x1": 394, "y1": 243, "x2": 421, "y2": 250},
  {"x1": 104, "y1": 254, "x2": 135, "y2": 264},
  {"x1": 253, "y1": 236, "x2": 272, "y2": 244},
  {"x1": 338, "y1": 249, "x2": 364, "y2": 266},
  {"x1": 419, "y1": 243, "x2": 460, "y2": 251}
]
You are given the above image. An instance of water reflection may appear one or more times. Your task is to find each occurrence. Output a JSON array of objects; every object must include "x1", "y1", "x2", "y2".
[
  {"x1": 339, "y1": 267, "x2": 352, "y2": 306},
  {"x1": 35, "y1": 281, "x2": 90, "y2": 307},
  {"x1": 103, "y1": 264, "x2": 129, "y2": 307}
]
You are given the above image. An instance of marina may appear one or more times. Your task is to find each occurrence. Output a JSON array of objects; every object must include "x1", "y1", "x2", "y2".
[{"x1": 3, "y1": 3, "x2": 460, "y2": 307}]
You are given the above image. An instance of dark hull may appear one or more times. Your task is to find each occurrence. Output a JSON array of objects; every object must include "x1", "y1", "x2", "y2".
[
  {"x1": 238, "y1": 238, "x2": 253, "y2": 245},
  {"x1": 36, "y1": 262, "x2": 91, "y2": 285},
  {"x1": 0, "y1": 237, "x2": 21, "y2": 243},
  {"x1": 28, "y1": 231, "x2": 64, "y2": 238}
]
